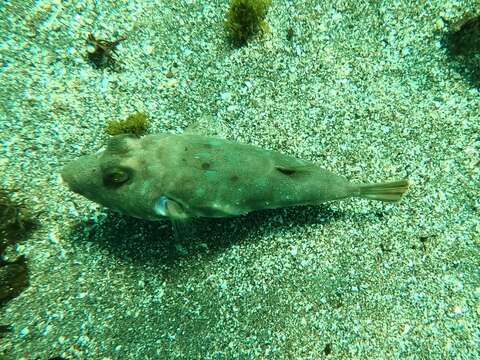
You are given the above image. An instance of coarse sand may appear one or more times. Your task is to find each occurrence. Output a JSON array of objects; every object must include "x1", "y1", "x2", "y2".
[{"x1": 0, "y1": 0, "x2": 479, "y2": 359}]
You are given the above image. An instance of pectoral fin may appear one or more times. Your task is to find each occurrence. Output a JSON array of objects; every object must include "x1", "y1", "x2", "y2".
[{"x1": 153, "y1": 195, "x2": 190, "y2": 220}]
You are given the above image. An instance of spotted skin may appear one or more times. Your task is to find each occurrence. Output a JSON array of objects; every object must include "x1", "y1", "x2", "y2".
[{"x1": 61, "y1": 134, "x2": 409, "y2": 221}]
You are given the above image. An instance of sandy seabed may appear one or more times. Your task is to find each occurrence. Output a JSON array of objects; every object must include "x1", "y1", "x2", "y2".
[{"x1": 0, "y1": 0, "x2": 479, "y2": 359}]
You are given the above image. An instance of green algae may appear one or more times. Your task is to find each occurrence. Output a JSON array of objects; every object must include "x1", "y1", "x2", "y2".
[
  {"x1": 0, "y1": 189, "x2": 37, "y2": 306},
  {"x1": 104, "y1": 112, "x2": 150, "y2": 136},
  {"x1": 443, "y1": 13, "x2": 480, "y2": 87},
  {"x1": 225, "y1": 0, "x2": 271, "y2": 47}
]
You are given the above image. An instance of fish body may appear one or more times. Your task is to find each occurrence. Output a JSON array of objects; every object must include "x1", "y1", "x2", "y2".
[{"x1": 61, "y1": 134, "x2": 409, "y2": 221}]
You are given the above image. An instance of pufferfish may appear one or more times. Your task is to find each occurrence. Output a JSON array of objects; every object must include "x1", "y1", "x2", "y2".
[{"x1": 61, "y1": 133, "x2": 409, "y2": 225}]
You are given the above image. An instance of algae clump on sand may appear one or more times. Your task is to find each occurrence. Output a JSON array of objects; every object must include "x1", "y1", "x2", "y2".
[
  {"x1": 105, "y1": 112, "x2": 150, "y2": 136},
  {"x1": 225, "y1": 0, "x2": 271, "y2": 47},
  {"x1": 0, "y1": 189, "x2": 37, "y2": 306},
  {"x1": 443, "y1": 13, "x2": 480, "y2": 87}
]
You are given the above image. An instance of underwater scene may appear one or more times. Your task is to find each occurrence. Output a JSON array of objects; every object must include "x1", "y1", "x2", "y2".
[{"x1": 1, "y1": 0, "x2": 479, "y2": 359}]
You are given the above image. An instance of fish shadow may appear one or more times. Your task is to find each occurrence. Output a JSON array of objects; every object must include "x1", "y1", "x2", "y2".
[{"x1": 67, "y1": 205, "x2": 345, "y2": 267}]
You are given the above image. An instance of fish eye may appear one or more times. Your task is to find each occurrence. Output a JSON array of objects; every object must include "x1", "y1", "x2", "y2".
[{"x1": 103, "y1": 167, "x2": 131, "y2": 187}]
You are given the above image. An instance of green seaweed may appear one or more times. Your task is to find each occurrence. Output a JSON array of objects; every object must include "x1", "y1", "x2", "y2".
[
  {"x1": 444, "y1": 14, "x2": 480, "y2": 56},
  {"x1": 225, "y1": 0, "x2": 271, "y2": 47},
  {"x1": 0, "y1": 189, "x2": 37, "y2": 307},
  {"x1": 104, "y1": 112, "x2": 150, "y2": 136},
  {"x1": 443, "y1": 13, "x2": 480, "y2": 87}
]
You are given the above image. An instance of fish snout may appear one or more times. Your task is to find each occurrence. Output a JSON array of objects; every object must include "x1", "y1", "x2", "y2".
[
  {"x1": 60, "y1": 163, "x2": 83, "y2": 194},
  {"x1": 60, "y1": 155, "x2": 100, "y2": 196}
]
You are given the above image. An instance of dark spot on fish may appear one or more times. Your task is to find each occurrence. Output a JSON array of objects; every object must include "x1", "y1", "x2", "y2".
[
  {"x1": 201, "y1": 162, "x2": 211, "y2": 170},
  {"x1": 203, "y1": 143, "x2": 213, "y2": 149},
  {"x1": 275, "y1": 167, "x2": 296, "y2": 176},
  {"x1": 230, "y1": 175, "x2": 239, "y2": 182},
  {"x1": 0, "y1": 324, "x2": 12, "y2": 334},
  {"x1": 184, "y1": 147, "x2": 188, "y2": 151}
]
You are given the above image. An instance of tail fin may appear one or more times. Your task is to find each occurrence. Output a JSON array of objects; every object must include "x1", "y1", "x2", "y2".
[{"x1": 356, "y1": 179, "x2": 409, "y2": 202}]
